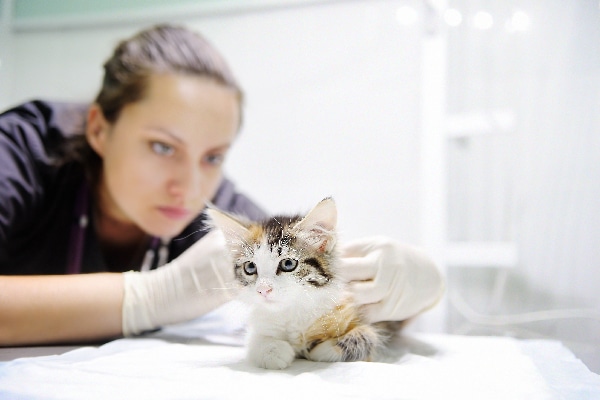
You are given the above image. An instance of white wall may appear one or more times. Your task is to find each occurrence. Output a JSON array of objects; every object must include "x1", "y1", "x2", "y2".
[{"x1": 445, "y1": 0, "x2": 600, "y2": 306}]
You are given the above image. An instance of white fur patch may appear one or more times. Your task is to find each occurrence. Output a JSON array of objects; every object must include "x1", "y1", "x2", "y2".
[{"x1": 247, "y1": 335, "x2": 295, "y2": 370}]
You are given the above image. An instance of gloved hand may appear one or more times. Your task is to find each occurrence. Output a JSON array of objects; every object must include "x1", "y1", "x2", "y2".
[
  {"x1": 121, "y1": 230, "x2": 238, "y2": 336},
  {"x1": 337, "y1": 236, "x2": 444, "y2": 324}
]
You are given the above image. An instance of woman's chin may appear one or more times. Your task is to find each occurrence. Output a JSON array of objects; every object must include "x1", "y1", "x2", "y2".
[{"x1": 143, "y1": 221, "x2": 188, "y2": 239}]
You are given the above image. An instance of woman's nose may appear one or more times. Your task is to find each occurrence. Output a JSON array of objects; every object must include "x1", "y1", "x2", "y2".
[{"x1": 168, "y1": 167, "x2": 202, "y2": 201}]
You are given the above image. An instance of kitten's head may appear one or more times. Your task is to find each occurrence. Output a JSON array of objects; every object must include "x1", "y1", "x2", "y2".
[{"x1": 206, "y1": 198, "x2": 339, "y2": 310}]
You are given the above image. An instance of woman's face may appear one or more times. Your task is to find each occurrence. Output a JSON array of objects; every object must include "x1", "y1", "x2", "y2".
[{"x1": 88, "y1": 74, "x2": 240, "y2": 238}]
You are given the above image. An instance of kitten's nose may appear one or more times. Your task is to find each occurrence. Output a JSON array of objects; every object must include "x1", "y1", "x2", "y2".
[{"x1": 257, "y1": 283, "x2": 273, "y2": 298}]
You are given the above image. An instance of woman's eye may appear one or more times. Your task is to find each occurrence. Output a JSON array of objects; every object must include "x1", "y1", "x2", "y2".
[
  {"x1": 278, "y1": 258, "x2": 298, "y2": 273},
  {"x1": 204, "y1": 153, "x2": 225, "y2": 166},
  {"x1": 151, "y1": 142, "x2": 174, "y2": 156},
  {"x1": 243, "y1": 261, "x2": 257, "y2": 275}
]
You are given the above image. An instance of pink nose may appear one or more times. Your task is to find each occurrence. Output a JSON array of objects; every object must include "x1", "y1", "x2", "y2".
[{"x1": 257, "y1": 286, "x2": 272, "y2": 298}]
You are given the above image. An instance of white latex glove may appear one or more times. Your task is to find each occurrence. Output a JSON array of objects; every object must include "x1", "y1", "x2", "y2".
[
  {"x1": 337, "y1": 236, "x2": 444, "y2": 324},
  {"x1": 122, "y1": 230, "x2": 238, "y2": 336}
]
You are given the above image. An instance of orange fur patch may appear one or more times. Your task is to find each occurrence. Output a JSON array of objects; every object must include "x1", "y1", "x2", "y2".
[
  {"x1": 247, "y1": 225, "x2": 264, "y2": 244},
  {"x1": 302, "y1": 301, "x2": 362, "y2": 346}
]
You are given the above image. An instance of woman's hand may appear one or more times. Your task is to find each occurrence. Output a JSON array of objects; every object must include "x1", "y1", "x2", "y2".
[
  {"x1": 337, "y1": 236, "x2": 445, "y2": 324},
  {"x1": 122, "y1": 230, "x2": 238, "y2": 336}
]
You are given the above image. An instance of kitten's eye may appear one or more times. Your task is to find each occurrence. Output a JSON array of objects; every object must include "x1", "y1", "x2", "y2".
[
  {"x1": 278, "y1": 258, "x2": 298, "y2": 273},
  {"x1": 243, "y1": 261, "x2": 257, "y2": 275}
]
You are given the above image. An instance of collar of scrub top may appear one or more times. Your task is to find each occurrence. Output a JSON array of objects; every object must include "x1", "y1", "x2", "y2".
[{"x1": 66, "y1": 182, "x2": 169, "y2": 274}]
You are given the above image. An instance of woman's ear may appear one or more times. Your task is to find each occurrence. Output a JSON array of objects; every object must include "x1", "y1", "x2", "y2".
[{"x1": 86, "y1": 104, "x2": 110, "y2": 156}]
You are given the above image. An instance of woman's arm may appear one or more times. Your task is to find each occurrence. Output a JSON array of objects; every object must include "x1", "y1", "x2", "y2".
[
  {"x1": 0, "y1": 231, "x2": 240, "y2": 346},
  {"x1": 0, "y1": 273, "x2": 124, "y2": 346}
]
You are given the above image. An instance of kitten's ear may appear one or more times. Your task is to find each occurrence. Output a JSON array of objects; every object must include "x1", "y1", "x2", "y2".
[
  {"x1": 205, "y1": 207, "x2": 250, "y2": 247},
  {"x1": 293, "y1": 197, "x2": 337, "y2": 253}
]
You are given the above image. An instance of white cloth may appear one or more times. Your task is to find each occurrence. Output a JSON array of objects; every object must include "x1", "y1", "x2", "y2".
[{"x1": 1, "y1": 302, "x2": 598, "y2": 400}]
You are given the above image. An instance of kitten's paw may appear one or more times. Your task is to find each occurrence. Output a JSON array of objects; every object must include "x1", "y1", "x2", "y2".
[
  {"x1": 307, "y1": 339, "x2": 343, "y2": 362},
  {"x1": 248, "y1": 339, "x2": 295, "y2": 370},
  {"x1": 307, "y1": 325, "x2": 379, "y2": 362}
]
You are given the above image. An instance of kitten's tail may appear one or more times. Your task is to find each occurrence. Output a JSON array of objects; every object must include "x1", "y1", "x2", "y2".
[{"x1": 372, "y1": 319, "x2": 412, "y2": 346}]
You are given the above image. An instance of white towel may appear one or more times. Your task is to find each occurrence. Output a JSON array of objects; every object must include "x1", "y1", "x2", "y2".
[{"x1": 1, "y1": 302, "x2": 598, "y2": 400}]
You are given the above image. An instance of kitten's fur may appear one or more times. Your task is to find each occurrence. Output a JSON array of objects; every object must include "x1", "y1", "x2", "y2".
[{"x1": 206, "y1": 198, "x2": 386, "y2": 370}]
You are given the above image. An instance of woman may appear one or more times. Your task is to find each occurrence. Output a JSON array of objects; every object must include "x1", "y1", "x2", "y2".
[{"x1": 0, "y1": 25, "x2": 443, "y2": 346}]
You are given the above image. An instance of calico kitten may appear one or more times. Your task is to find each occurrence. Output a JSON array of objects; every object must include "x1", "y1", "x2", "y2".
[{"x1": 206, "y1": 198, "x2": 386, "y2": 370}]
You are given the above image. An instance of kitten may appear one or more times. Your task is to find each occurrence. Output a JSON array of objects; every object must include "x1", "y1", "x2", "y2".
[{"x1": 206, "y1": 198, "x2": 386, "y2": 370}]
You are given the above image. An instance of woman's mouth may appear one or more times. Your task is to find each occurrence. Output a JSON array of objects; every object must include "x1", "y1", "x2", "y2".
[{"x1": 157, "y1": 206, "x2": 192, "y2": 220}]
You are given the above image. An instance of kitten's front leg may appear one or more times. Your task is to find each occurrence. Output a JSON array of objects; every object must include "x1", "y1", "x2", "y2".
[{"x1": 247, "y1": 333, "x2": 295, "y2": 370}]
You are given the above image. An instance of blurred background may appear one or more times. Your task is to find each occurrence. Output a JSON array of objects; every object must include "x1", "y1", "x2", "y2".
[{"x1": 1, "y1": 0, "x2": 599, "y2": 372}]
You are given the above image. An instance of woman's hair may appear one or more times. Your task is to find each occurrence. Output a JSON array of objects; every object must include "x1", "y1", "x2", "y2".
[
  {"x1": 62, "y1": 24, "x2": 242, "y2": 184},
  {"x1": 97, "y1": 24, "x2": 242, "y2": 123}
]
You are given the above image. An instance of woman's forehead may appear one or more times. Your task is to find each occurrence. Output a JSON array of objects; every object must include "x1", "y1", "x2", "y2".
[{"x1": 115, "y1": 74, "x2": 240, "y2": 143}]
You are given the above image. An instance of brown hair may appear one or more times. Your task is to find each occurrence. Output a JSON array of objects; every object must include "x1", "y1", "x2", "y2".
[
  {"x1": 61, "y1": 24, "x2": 243, "y2": 184},
  {"x1": 97, "y1": 24, "x2": 242, "y2": 123}
]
